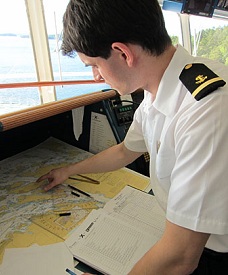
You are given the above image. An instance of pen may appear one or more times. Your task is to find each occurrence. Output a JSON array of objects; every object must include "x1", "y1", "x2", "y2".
[
  {"x1": 59, "y1": 212, "x2": 71, "y2": 216},
  {"x1": 65, "y1": 268, "x2": 77, "y2": 275},
  {"x1": 71, "y1": 191, "x2": 80, "y2": 197},
  {"x1": 68, "y1": 184, "x2": 92, "y2": 198}
]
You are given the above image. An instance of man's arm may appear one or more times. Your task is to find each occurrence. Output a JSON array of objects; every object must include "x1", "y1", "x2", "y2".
[
  {"x1": 128, "y1": 220, "x2": 210, "y2": 275},
  {"x1": 37, "y1": 142, "x2": 142, "y2": 191}
]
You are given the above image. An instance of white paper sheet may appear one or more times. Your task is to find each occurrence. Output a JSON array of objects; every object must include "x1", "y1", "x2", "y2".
[
  {"x1": 0, "y1": 242, "x2": 74, "y2": 275},
  {"x1": 65, "y1": 186, "x2": 166, "y2": 275},
  {"x1": 89, "y1": 112, "x2": 117, "y2": 154},
  {"x1": 72, "y1": 107, "x2": 85, "y2": 140}
]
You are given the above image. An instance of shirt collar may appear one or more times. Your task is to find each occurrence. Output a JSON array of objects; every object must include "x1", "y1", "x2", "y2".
[{"x1": 153, "y1": 45, "x2": 194, "y2": 117}]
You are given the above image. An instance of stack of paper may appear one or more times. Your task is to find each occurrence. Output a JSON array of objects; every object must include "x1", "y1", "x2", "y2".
[{"x1": 65, "y1": 186, "x2": 166, "y2": 275}]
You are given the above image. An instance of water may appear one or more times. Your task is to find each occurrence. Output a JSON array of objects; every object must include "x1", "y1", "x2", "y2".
[{"x1": 0, "y1": 36, "x2": 110, "y2": 115}]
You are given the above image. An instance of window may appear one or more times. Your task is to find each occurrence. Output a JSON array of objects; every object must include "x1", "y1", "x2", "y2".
[
  {"x1": 0, "y1": 1, "x2": 227, "y2": 116},
  {"x1": 42, "y1": 0, "x2": 110, "y2": 101},
  {"x1": 0, "y1": 0, "x2": 110, "y2": 115},
  {"x1": 189, "y1": 15, "x2": 228, "y2": 65},
  {"x1": 163, "y1": 10, "x2": 183, "y2": 45},
  {"x1": 0, "y1": 0, "x2": 39, "y2": 115}
]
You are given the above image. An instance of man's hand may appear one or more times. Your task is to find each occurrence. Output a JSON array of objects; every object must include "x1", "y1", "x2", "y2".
[{"x1": 36, "y1": 166, "x2": 70, "y2": 191}]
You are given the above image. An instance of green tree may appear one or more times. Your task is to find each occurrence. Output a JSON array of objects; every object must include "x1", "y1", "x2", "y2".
[
  {"x1": 171, "y1": 35, "x2": 179, "y2": 45},
  {"x1": 192, "y1": 26, "x2": 228, "y2": 65}
]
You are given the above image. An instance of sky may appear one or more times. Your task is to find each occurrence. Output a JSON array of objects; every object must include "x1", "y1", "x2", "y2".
[
  {"x1": 0, "y1": 0, "x2": 227, "y2": 35},
  {"x1": 0, "y1": 1, "x2": 29, "y2": 34},
  {"x1": 0, "y1": 0, "x2": 69, "y2": 34}
]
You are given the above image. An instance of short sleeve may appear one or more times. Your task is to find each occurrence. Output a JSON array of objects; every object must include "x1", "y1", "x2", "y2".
[
  {"x1": 124, "y1": 104, "x2": 147, "y2": 153},
  {"x1": 167, "y1": 93, "x2": 228, "y2": 235}
]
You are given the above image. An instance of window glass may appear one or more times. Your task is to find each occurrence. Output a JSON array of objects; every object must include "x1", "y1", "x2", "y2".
[
  {"x1": 0, "y1": 0, "x2": 40, "y2": 115},
  {"x1": 163, "y1": 10, "x2": 183, "y2": 45},
  {"x1": 43, "y1": 0, "x2": 110, "y2": 101},
  {"x1": 217, "y1": 0, "x2": 228, "y2": 11},
  {"x1": 189, "y1": 15, "x2": 228, "y2": 65}
]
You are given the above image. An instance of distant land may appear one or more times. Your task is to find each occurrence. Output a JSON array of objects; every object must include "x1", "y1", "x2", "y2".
[{"x1": 0, "y1": 33, "x2": 59, "y2": 39}]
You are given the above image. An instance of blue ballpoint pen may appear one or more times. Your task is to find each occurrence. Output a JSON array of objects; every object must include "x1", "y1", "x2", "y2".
[{"x1": 65, "y1": 268, "x2": 77, "y2": 275}]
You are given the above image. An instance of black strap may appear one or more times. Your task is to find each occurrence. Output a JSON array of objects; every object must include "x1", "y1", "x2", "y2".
[
  {"x1": 179, "y1": 63, "x2": 226, "y2": 101},
  {"x1": 191, "y1": 248, "x2": 228, "y2": 274}
]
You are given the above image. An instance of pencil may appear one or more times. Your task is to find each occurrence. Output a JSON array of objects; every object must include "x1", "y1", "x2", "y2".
[
  {"x1": 65, "y1": 268, "x2": 77, "y2": 275},
  {"x1": 68, "y1": 184, "x2": 91, "y2": 198},
  {"x1": 69, "y1": 174, "x2": 100, "y2": 184},
  {"x1": 78, "y1": 174, "x2": 100, "y2": 184},
  {"x1": 71, "y1": 191, "x2": 80, "y2": 197},
  {"x1": 59, "y1": 212, "x2": 71, "y2": 216}
]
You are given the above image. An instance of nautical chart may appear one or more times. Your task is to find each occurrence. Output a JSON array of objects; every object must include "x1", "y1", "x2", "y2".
[{"x1": 0, "y1": 137, "x2": 150, "y2": 263}]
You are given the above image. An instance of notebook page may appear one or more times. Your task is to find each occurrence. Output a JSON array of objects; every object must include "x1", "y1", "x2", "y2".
[
  {"x1": 104, "y1": 185, "x2": 166, "y2": 237},
  {"x1": 65, "y1": 209, "x2": 157, "y2": 275}
]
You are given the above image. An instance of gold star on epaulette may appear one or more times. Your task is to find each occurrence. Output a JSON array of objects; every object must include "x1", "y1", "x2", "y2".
[{"x1": 179, "y1": 63, "x2": 226, "y2": 101}]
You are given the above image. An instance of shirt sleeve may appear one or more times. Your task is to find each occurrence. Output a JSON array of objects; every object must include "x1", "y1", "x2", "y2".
[
  {"x1": 124, "y1": 102, "x2": 148, "y2": 153},
  {"x1": 167, "y1": 93, "x2": 228, "y2": 235}
]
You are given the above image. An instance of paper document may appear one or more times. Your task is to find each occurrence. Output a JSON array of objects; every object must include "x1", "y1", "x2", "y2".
[
  {"x1": 0, "y1": 242, "x2": 74, "y2": 275},
  {"x1": 89, "y1": 112, "x2": 117, "y2": 153},
  {"x1": 65, "y1": 186, "x2": 166, "y2": 275}
]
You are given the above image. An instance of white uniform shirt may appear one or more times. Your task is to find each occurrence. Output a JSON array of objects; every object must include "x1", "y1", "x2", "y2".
[{"x1": 124, "y1": 45, "x2": 228, "y2": 252}]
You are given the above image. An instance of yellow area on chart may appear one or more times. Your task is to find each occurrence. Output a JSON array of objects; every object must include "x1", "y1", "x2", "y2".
[{"x1": 0, "y1": 137, "x2": 150, "y2": 264}]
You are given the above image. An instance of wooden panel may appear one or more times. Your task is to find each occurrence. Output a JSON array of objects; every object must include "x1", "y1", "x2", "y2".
[{"x1": 0, "y1": 89, "x2": 117, "y2": 132}]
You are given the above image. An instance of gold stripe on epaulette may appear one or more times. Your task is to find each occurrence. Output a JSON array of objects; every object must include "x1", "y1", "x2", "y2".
[{"x1": 192, "y1": 77, "x2": 224, "y2": 98}]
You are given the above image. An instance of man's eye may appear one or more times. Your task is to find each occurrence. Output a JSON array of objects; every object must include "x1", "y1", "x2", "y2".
[{"x1": 85, "y1": 64, "x2": 98, "y2": 69}]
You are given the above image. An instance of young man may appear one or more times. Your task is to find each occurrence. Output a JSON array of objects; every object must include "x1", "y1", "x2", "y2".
[{"x1": 37, "y1": 0, "x2": 228, "y2": 273}]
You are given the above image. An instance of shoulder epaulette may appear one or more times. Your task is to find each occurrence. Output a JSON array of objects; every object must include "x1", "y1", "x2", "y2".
[{"x1": 179, "y1": 63, "x2": 226, "y2": 101}]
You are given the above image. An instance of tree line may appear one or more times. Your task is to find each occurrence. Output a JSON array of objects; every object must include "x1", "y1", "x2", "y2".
[{"x1": 171, "y1": 25, "x2": 228, "y2": 65}]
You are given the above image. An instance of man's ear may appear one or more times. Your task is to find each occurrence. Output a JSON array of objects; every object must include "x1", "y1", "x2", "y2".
[{"x1": 111, "y1": 42, "x2": 134, "y2": 67}]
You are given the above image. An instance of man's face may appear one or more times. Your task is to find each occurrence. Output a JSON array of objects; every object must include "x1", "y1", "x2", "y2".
[{"x1": 77, "y1": 51, "x2": 137, "y2": 95}]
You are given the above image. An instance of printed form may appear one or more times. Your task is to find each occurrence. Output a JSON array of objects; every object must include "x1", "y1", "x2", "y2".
[{"x1": 65, "y1": 186, "x2": 166, "y2": 275}]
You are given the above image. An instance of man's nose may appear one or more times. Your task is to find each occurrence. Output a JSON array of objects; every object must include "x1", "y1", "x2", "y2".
[{"x1": 92, "y1": 67, "x2": 103, "y2": 81}]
